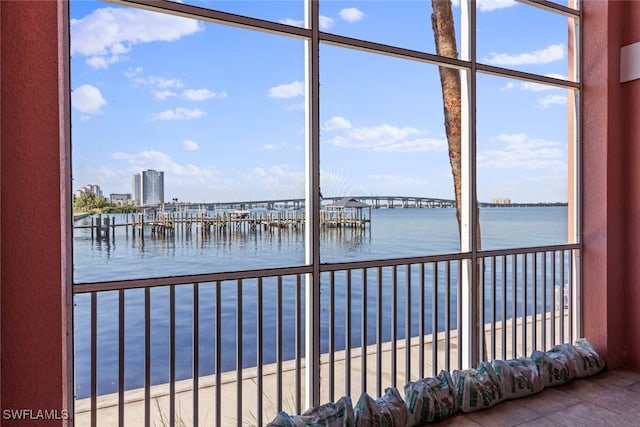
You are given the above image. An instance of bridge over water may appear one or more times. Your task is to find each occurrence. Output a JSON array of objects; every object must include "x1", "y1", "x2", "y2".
[{"x1": 149, "y1": 196, "x2": 458, "y2": 211}]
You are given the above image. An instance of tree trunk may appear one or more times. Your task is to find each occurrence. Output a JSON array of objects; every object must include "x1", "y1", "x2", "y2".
[{"x1": 431, "y1": 0, "x2": 486, "y2": 364}]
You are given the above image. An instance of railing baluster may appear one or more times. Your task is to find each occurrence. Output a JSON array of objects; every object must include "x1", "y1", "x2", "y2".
[
  {"x1": 193, "y1": 283, "x2": 199, "y2": 427},
  {"x1": 541, "y1": 253, "x2": 547, "y2": 351},
  {"x1": 501, "y1": 255, "x2": 507, "y2": 360},
  {"x1": 361, "y1": 268, "x2": 367, "y2": 394},
  {"x1": 296, "y1": 274, "x2": 302, "y2": 415},
  {"x1": 329, "y1": 272, "x2": 335, "y2": 402},
  {"x1": 491, "y1": 256, "x2": 497, "y2": 361},
  {"x1": 511, "y1": 254, "x2": 517, "y2": 359},
  {"x1": 170, "y1": 285, "x2": 176, "y2": 427},
  {"x1": 91, "y1": 292, "x2": 97, "y2": 427},
  {"x1": 391, "y1": 265, "x2": 398, "y2": 388},
  {"x1": 457, "y1": 260, "x2": 463, "y2": 371},
  {"x1": 145, "y1": 287, "x2": 151, "y2": 427},
  {"x1": 522, "y1": 254, "x2": 528, "y2": 357},
  {"x1": 405, "y1": 263, "x2": 412, "y2": 385},
  {"x1": 479, "y1": 259, "x2": 485, "y2": 363},
  {"x1": 445, "y1": 261, "x2": 451, "y2": 372},
  {"x1": 277, "y1": 276, "x2": 283, "y2": 412},
  {"x1": 215, "y1": 281, "x2": 221, "y2": 426},
  {"x1": 236, "y1": 279, "x2": 243, "y2": 426},
  {"x1": 257, "y1": 277, "x2": 263, "y2": 425},
  {"x1": 118, "y1": 289, "x2": 125, "y2": 427},
  {"x1": 432, "y1": 262, "x2": 438, "y2": 377},
  {"x1": 344, "y1": 271, "x2": 351, "y2": 399},
  {"x1": 376, "y1": 267, "x2": 383, "y2": 397},
  {"x1": 568, "y1": 250, "x2": 574, "y2": 343},
  {"x1": 560, "y1": 251, "x2": 565, "y2": 344},
  {"x1": 532, "y1": 253, "x2": 538, "y2": 353},
  {"x1": 551, "y1": 251, "x2": 556, "y2": 347},
  {"x1": 419, "y1": 263, "x2": 425, "y2": 379}
]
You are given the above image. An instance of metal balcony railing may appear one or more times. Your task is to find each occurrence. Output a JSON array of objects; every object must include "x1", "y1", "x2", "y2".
[{"x1": 73, "y1": 244, "x2": 580, "y2": 426}]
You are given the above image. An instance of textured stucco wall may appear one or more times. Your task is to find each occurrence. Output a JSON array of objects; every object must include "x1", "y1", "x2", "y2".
[{"x1": 1, "y1": 1, "x2": 68, "y2": 424}]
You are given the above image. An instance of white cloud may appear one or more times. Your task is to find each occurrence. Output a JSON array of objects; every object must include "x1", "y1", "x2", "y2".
[
  {"x1": 112, "y1": 150, "x2": 217, "y2": 182},
  {"x1": 280, "y1": 18, "x2": 304, "y2": 27},
  {"x1": 483, "y1": 44, "x2": 565, "y2": 66},
  {"x1": 71, "y1": 7, "x2": 203, "y2": 69},
  {"x1": 501, "y1": 74, "x2": 567, "y2": 92},
  {"x1": 369, "y1": 174, "x2": 429, "y2": 186},
  {"x1": 537, "y1": 94, "x2": 568, "y2": 108},
  {"x1": 326, "y1": 122, "x2": 447, "y2": 153},
  {"x1": 477, "y1": 0, "x2": 517, "y2": 12},
  {"x1": 181, "y1": 89, "x2": 228, "y2": 101},
  {"x1": 154, "y1": 90, "x2": 177, "y2": 100},
  {"x1": 451, "y1": 0, "x2": 517, "y2": 11},
  {"x1": 339, "y1": 8, "x2": 364, "y2": 22},
  {"x1": 323, "y1": 116, "x2": 352, "y2": 130},
  {"x1": 72, "y1": 84, "x2": 107, "y2": 114},
  {"x1": 182, "y1": 140, "x2": 199, "y2": 151},
  {"x1": 319, "y1": 15, "x2": 335, "y2": 30},
  {"x1": 269, "y1": 81, "x2": 304, "y2": 98},
  {"x1": 148, "y1": 107, "x2": 205, "y2": 121},
  {"x1": 478, "y1": 133, "x2": 565, "y2": 171}
]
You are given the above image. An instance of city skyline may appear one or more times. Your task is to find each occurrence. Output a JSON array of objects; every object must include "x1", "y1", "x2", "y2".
[{"x1": 70, "y1": 0, "x2": 572, "y2": 204}]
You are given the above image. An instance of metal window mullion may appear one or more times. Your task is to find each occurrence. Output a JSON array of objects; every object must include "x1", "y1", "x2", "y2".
[
  {"x1": 460, "y1": 0, "x2": 478, "y2": 370},
  {"x1": 304, "y1": 0, "x2": 321, "y2": 411}
]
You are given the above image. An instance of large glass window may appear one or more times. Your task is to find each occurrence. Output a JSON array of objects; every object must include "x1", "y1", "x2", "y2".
[{"x1": 70, "y1": 0, "x2": 580, "y2": 420}]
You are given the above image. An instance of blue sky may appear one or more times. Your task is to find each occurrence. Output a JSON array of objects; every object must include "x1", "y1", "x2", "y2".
[{"x1": 70, "y1": 0, "x2": 573, "y2": 204}]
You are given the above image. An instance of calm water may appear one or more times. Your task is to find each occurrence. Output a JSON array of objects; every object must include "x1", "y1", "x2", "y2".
[{"x1": 73, "y1": 206, "x2": 568, "y2": 398}]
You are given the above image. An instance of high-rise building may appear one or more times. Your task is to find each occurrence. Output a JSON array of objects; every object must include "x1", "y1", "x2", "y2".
[
  {"x1": 141, "y1": 169, "x2": 164, "y2": 206},
  {"x1": 131, "y1": 173, "x2": 141, "y2": 205},
  {"x1": 76, "y1": 184, "x2": 102, "y2": 198}
]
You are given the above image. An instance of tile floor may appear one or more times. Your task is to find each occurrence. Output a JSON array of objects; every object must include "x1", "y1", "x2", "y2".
[{"x1": 434, "y1": 369, "x2": 640, "y2": 426}]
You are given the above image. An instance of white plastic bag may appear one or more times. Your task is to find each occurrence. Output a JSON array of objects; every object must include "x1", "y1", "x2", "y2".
[
  {"x1": 354, "y1": 387, "x2": 408, "y2": 426},
  {"x1": 573, "y1": 338, "x2": 605, "y2": 378},
  {"x1": 532, "y1": 343, "x2": 578, "y2": 387},
  {"x1": 404, "y1": 370, "x2": 459, "y2": 425},
  {"x1": 492, "y1": 357, "x2": 544, "y2": 400},
  {"x1": 453, "y1": 362, "x2": 504, "y2": 413},
  {"x1": 267, "y1": 396, "x2": 354, "y2": 427}
]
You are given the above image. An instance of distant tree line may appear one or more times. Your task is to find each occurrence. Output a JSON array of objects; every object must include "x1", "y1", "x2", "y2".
[{"x1": 74, "y1": 192, "x2": 140, "y2": 214}]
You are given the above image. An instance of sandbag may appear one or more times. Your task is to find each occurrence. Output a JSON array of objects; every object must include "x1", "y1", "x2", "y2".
[
  {"x1": 492, "y1": 357, "x2": 544, "y2": 400},
  {"x1": 354, "y1": 387, "x2": 408, "y2": 426},
  {"x1": 452, "y1": 362, "x2": 504, "y2": 413},
  {"x1": 267, "y1": 396, "x2": 354, "y2": 427},
  {"x1": 403, "y1": 370, "x2": 459, "y2": 425},
  {"x1": 531, "y1": 343, "x2": 578, "y2": 387},
  {"x1": 573, "y1": 338, "x2": 605, "y2": 378}
]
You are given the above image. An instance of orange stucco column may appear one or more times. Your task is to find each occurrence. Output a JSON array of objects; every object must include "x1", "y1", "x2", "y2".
[
  {"x1": 1, "y1": 1, "x2": 71, "y2": 425},
  {"x1": 581, "y1": 0, "x2": 627, "y2": 368}
]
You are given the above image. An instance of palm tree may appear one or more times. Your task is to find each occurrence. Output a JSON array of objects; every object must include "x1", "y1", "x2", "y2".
[{"x1": 431, "y1": 0, "x2": 485, "y2": 363}]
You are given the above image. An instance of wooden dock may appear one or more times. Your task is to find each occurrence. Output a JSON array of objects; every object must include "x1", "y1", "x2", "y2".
[{"x1": 74, "y1": 210, "x2": 371, "y2": 242}]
